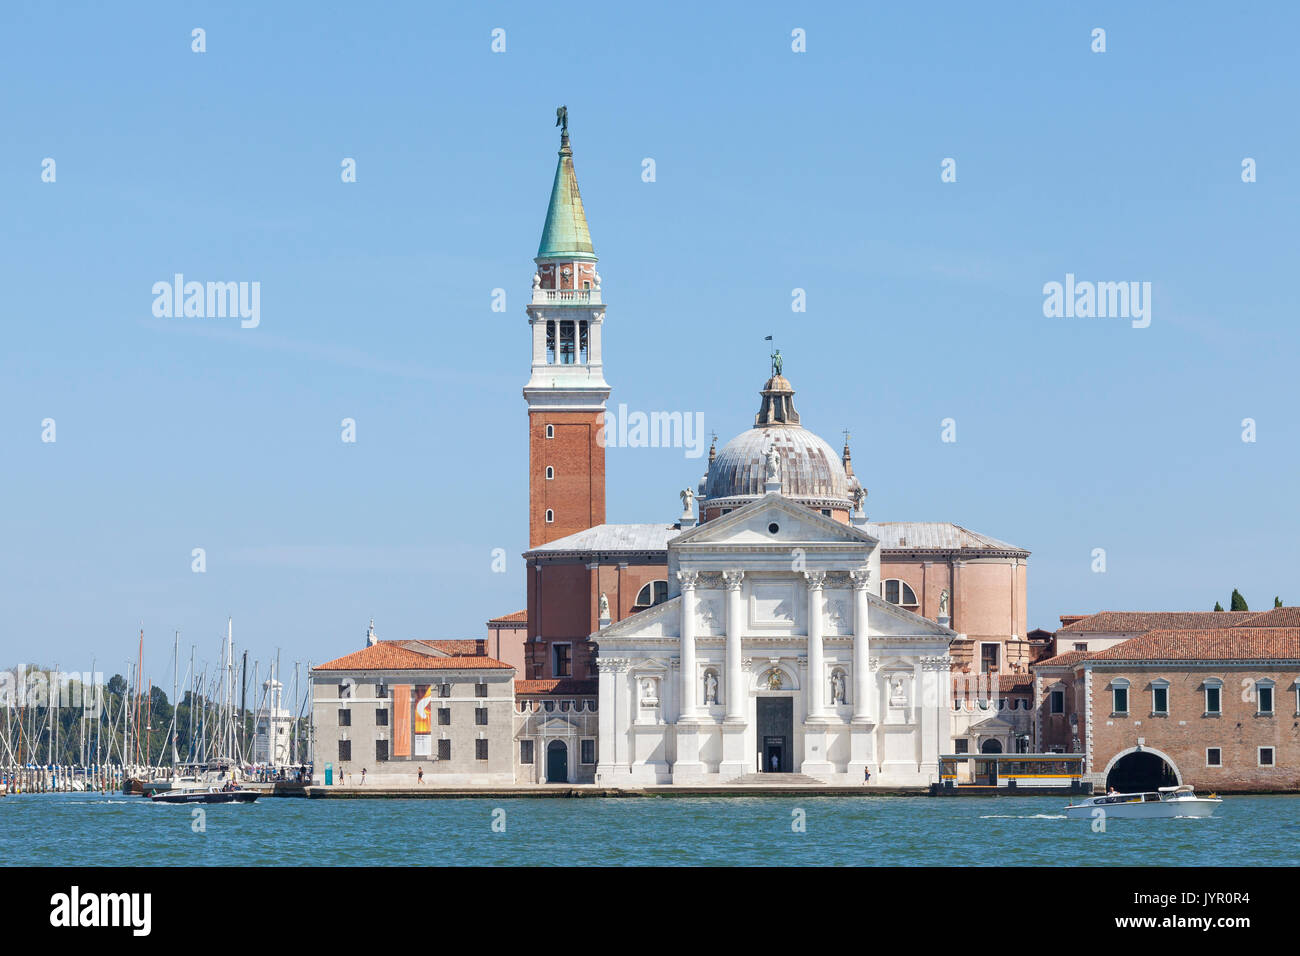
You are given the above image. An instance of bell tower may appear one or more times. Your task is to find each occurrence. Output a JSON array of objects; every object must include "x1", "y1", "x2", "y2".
[{"x1": 524, "y1": 108, "x2": 609, "y2": 548}]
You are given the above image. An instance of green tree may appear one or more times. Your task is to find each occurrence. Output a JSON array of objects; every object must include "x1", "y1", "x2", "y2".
[
  {"x1": 1213, "y1": 601, "x2": 1224, "y2": 611},
  {"x1": 1230, "y1": 589, "x2": 1249, "y2": 612},
  {"x1": 1275, "y1": 596, "x2": 1283, "y2": 608}
]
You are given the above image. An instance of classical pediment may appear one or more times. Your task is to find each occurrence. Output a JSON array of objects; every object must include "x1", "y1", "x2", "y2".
[
  {"x1": 592, "y1": 595, "x2": 681, "y2": 642},
  {"x1": 673, "y1": 493, "x2": 878, "y2": 552},
  {"x1": 866, "y1": 592, "x2": 957, "y2": 638}
]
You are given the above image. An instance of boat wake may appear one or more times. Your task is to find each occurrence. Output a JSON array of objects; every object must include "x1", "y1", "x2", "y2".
[{"x1": 979, "y1": 813, "x2": 1067, "y2": 820}]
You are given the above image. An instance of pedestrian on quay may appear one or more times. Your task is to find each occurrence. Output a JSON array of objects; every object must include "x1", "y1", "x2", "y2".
[
  {"x1": 361, "y1": 768, "x2": 367, "y2": 785},
  {"x1": 417, "y1": 766, "x2": 424, "y2": 784}
]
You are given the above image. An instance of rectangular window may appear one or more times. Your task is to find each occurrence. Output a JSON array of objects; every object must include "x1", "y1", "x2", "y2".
[
  {"x1": 579, "y1": 320, "x2": 589, "y2": 362},
  {"x1": 338, "y1": 683, "x2": 350, "y2": 698},
  {"x1": 1259, "y1": 746, "x2": 1275, "y2": 767},
  {"x1": 439, "y1": 683, "x2": 452, "y2": 698},
  {"x1": 1050, "y1": 690, "x2": 1064, "y2": 714},
  {"x1": 980, "y1": 644, "x2": 1000, "y2": 674},
  {"x1": 545, "y1": 320, "x2": 556, "y2": 364},
  {"x1": 520, "y1": 740, "x2": 534, "y2": 764},
  {"x1": 475, "y1": 682, "x2": 488, "y2": 698},
  {"x1": 437, "y1": 739, "x2": 451, "y2": 761},
  {"x1": 581, "y1": 739, "x2": 596, "y2": 765},
  {"x1": 1257, "y1": 685, "x2": 1274, "y2": 714},
  {"x1": 338, "y1": 740, "x2": 351, "y2": 761},
  {"x1": 1112, "y1": 687, "x2": 1128, "y2": 714},
  {"x1": 1152, "y1": 686, "x2": 1169, "y2": 715},
  {"x1": 1205, "y1": 685, "x2": 1221, "y2": 715},
  {"x1": 375, "y1": 682, "x2": 388, "y2": 699},
  {"x1": 337, "y1": 709, "x2": 351, "y2": 727},
  {"x1": 437, "y1": 707, "x2": 451, "y2": 726},
  {"x1": 376, "y1": 740, "x2": 389, "y2": 762},
  {"x1": 475, "y1": 707, "x2": 488, "y2": 726},
  {"x1": 475, "y1": 739, "x2": 489, "y2": 761},
  {"x1": 884, "y1": 580, "x2": 899, "y2": 604},
  {"x1": 954, "y1": 739, "x2": 969, "y2": 754},
  {"x1": 1206, "y1": 747, "x2": 1222, "y2": 767},
  {"x1": 554, "y1": 644, "x2": 572, "y2": 678},
  {"x1": 375, "y1": 708, "x2": 388, "y2": 726},
  {"x1": 1073, "y1": 642, "x2": 1088, "y2": 652}
]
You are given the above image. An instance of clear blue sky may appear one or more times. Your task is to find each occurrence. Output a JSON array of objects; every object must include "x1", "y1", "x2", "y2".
[{"x1": 3, "y1": 2, "x2": 1298, "y2": 689}]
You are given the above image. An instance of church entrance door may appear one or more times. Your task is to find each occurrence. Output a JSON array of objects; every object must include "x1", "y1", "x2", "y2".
[
  {"x1": 546, "y1": 740, "x2": 568, "y2": 783},
  {"x1": 756, "y1": 697, "x2": 794, "y2": 772}
]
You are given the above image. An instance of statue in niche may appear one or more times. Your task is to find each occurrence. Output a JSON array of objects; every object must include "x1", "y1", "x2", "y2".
[
  {"x1": 830, "y1": 671, "x2": 846, "y2": 705},
  {"x1": 939, "y1": 588, "x2": 950, "y2": 617},
  {"x1": 640, "y1": 677, "x2": 658, "y2": 705},
  {"x1": 766, "y1": 669, "x2": 784, "y2": 691},
  {"x1": 890, "y1": 676, "x2": 907, "y2": 705},
  {"x1": 598, "y1": 592, "x2": 610, "y2": 620},
  {"x1": 703, "y1": 671, "x2": 718, "y2": 705}
]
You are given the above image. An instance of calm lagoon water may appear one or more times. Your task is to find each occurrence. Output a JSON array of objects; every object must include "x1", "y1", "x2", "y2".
[{"x1": 5, "y1": 792, "x2": 1297, "y2": 866}]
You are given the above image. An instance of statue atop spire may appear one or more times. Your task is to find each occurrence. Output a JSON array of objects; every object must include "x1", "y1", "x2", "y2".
[
  {"x1": 770, "y1": 348, "x2": 783, "y2": 377},
  {"x1": 556, "y1": 105, "x2": 569, "y2": 138}
]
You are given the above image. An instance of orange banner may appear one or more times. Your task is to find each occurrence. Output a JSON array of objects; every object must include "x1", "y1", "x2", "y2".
[{"x1": 393, "y1": 685, "x2": 412, "y2": 757}]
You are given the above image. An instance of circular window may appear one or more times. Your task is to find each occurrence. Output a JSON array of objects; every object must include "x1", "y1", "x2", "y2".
[{"x1": 767, "y1": 522, "x2": 780, "y2": 534}]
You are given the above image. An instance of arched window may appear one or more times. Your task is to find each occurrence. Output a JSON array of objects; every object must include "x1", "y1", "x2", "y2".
[
  {"x1": 545, "y1": 424, "x2": 554, "y2": 439},
  {"x1": 544, "y1": 509, "x2": 554, "y2": 523},
  {"x1": 633, "y1": 580, "x2": 668, "y2": 611},
  {"x1": 545, "y1": 466, "x2": 554, "y2": 480},
  {"x1": 883, "y1": 579, "x2": 919, "y2": 609}
]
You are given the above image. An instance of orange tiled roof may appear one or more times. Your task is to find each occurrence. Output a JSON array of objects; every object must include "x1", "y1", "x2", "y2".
[
  {"x1": 1087, "y1": 627, "x2": 1300, "y2": 662},
  {"x1": 314, "y1": 641, "x2": 510, "y2": 671},
  {"x1": 488, "y1": 610, "x2": 528, "y2": 624},
  {"x1": 1032, "y1": 650, "x2": 1095, "y2": 669},
  {"x1": 1239, "y1": 607, "x2": 1300, "y2": 627},
  {"x1": 411, "y1": 639, "x2": 486, "y2": 656},
  {"x1": 515, "y1": 679, "x2": 599, "y2": 695},
  {"x1": 1058, "y1": 611, "x2": 1260, "y2": 633}
]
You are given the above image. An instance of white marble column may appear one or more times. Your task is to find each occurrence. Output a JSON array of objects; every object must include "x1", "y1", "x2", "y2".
[
  {"x1": 804, "y1": 571, "x2": 826, "y2": 719},
  {"x1": 677, "y1": 570, "x2": 699, "y2": 718},
  {"x1": 850, "y1": 568, "x2": 873, "y2": 720},
  {"x1": 722, "y1": 570, "x2": 745, "y2": 721}
]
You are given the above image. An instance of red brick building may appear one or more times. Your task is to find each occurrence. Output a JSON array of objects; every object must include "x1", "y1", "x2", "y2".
[{"x1": 1033, "y1": 608, "x2": 1300, "y2": 792}]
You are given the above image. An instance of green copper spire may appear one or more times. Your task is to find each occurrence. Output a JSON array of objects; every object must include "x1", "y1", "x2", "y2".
[{"x1": 537, "y1": 110, "x2": 596, "y2": 261}]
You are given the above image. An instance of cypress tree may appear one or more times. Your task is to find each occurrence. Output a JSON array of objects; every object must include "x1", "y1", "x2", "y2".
[
  {"x1": 1213, "y1": 601, "x2": 1224, "y2": 612},
  {"x1": 1230, "y1": 589, "x2": 1248, "y2": 612}
]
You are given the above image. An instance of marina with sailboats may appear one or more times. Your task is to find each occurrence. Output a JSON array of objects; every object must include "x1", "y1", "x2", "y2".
[{"x1": 0, "y1": 619, "x2": 312, "y2": 800}]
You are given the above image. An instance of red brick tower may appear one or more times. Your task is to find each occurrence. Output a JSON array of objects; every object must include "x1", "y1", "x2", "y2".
[{"x1": 523, "y1": 110, "x2": 609, "y2": 548}]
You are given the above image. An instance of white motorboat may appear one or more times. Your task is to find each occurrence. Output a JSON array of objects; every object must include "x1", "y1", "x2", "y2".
[{"x1": 1065, "y1": 784, "x2": 1222, "y2": 820}]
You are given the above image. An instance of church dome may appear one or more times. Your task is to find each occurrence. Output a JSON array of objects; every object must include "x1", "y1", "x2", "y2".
[{"x1": 703, "y1": 368, "x2": 859, "y2": 513}]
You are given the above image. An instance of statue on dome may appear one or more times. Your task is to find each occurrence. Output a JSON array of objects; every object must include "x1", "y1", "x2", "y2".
[
  {"x1": 764, "y1": 443, "x2": 781, "y2": 483},
  {"x1": 770, "y1": 348, "x2": 783, "y2": 377},
  {"x1": 556, "y1": 105, "x2": 568, "y2": 134}
]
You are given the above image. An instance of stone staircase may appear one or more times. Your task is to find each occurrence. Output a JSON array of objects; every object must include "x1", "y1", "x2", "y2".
[{"x1": 723, "y1": 772, "x2": 834, "y2": 787}]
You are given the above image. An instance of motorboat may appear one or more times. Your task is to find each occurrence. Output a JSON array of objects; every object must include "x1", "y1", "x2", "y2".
[
  {"x1": 1065, "y1": 784, "x2": 1222, "y2": 819},
  {"x1": 149, "y1": 786, "x2": 259, "y2": 805}
]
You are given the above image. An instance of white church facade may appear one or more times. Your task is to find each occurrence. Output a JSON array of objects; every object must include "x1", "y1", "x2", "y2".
[{"x1": 594, "y1": 446, "x2": 956, "y2": 787}]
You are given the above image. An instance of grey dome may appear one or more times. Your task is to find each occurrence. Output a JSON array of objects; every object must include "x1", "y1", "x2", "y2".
[{"x1": 706, "y1": 425, "x2": 852, "y2": 506}]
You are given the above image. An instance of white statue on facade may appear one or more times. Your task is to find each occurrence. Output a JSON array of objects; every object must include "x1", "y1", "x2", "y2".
[
  {"x1": 680, "y1": 487, "x2": 694, "y2": 514},
  {"x1": 830, "y1": 671, "x2": 845, "y2": 705},
  {"x1": 939, "y1": 588, "x2": 950, "y2": 617},
  {"x1": 890, "y1": 676, "x2": 907, "y2": 705},
  {"x1": 599, "y1": 591, "x2": 610, "y2": 620},
  {"x1": 532, "y1": 271, "x2": 541, "y2": 292},
  {"x1": 640, "y1": 677, "x2": 658, "y2": 705},
  {"x1": 704, "y1": 671, "x2": 718, "y2": 705}
]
